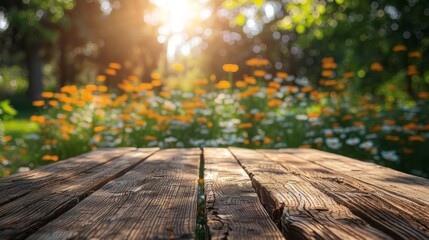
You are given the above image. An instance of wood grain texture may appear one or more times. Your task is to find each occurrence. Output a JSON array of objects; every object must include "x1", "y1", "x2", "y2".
[
  {"x1": 0, "y1": 148, "x2": 135, "y2": 206},
  {"x1": 28, "y1": 148, "x2": 200, "y2": 240},
  {"x1": 204, "y1": 148, "x2": 284, "y2": 239},
  {"x1": 265, "y1": 149, "x2": 429, "y2": 239},
  {"x1": 229, "y1": 147, "x2": 390, "y2": 240},
  {"x1": 281, "y1": 148, "x2": 429, "y2": 205},
  {"x1": 0, "y1": 148, "x2": 158, "y2": 240}
]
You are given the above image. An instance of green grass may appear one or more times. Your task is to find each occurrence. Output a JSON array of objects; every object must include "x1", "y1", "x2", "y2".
[{"x1": 3, "y1": 119, "x2": 40, "y2": 138}]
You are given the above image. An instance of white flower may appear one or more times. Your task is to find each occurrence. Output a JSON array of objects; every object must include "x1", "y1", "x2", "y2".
[
  {"x1": 346, "y1": 137, "x2": 360, "y2": 145},
  {"x1": 381, "y1": 150, "x2": 400, "y2": 162},
  {"x1": 18, "y1": 167, "x2": 31, "y2": 173},
  {"x1": 359, "y1": 140, "x2": 373, "y2": 150},
  {"x1": 326, "y1": 138, "x2": 342, "y2": 150},
  {"x1": 165, "y1": 137, "x2": 178, "y2": 143},
  {"x1": 295, "y1": 114, "x2": 308, "y2": 121}
]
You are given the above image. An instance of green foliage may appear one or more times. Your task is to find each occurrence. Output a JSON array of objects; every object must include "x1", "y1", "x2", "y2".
[{"x1": 0, "y1": 100, "x2": 17, "y2": 121}]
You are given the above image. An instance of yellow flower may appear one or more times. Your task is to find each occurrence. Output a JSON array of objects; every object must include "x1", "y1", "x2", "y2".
[
  {"x1": 222, "y1": 64, "x2": 239, "y2": 73},
  {"x1": 216, "y1": 80, "x2": 231, "y2": 89},
  {"x1": 151, "y1": 80, "x2": 162, "y2": 87}
]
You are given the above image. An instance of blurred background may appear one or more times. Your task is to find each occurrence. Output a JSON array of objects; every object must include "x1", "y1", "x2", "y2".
[
  {"x1": 1, "y1": 0, "x2": 429, "y2": 177},
  {"x1": 1, "y1": 0, "x2": 427, "y2": 101}
]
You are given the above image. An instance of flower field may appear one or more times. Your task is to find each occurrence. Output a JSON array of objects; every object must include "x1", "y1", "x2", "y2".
[{"x1": 1, "y1": 57, "x2": 429, "y2": 178}]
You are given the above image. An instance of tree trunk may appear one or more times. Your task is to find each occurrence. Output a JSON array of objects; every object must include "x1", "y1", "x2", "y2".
[
  {"x1": 59, "y1": 35, "x2": 69, "y2": 87},
  {"x1": 26, "y1": 44, "x2": 43, "y2": 100}
]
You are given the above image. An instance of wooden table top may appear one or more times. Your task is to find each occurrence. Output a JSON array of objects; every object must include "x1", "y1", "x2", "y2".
[{"x1": 1, "y1": 147, "x2": 428, "y2": 239}]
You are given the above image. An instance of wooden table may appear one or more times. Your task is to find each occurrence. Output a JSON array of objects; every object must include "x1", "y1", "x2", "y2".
[{"x1": 1, "y1": 148, "x2": 428, "y2": 239}]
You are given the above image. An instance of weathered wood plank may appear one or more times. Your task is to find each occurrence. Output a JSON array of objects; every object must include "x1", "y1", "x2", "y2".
[
  {"x1": 204, "y1": 148, "x2": 284, "y2": 239},
  {"x1": 229, "y1": 147, "x2": 390, "y2": 240},
  {"x1": 28, "y1": 148, "x2": 200, "y2": 240},
  {"x1": 0, "y1": 148, "x2": 158, "y2": 240},
  {"x1": 0, "y1": 148, "x2": 135, "y2": 206},
  {"x1": 263, "y1": 149, "x2": 429, "y2": 239},
  {"x1": 281, "y1": 148, "x2": 429, "y2": 205}
]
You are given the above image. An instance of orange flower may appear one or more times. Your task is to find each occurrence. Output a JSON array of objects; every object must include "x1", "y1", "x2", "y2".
[
  {"x1": 254, "y1": 70, "x2": 266, "y2": 77},
  {"x1": 42, "y1": 155, "x2": 59, "y2": 161},
  {"x1": 409, "y1": 135, "x2": 425, "y2": 142},
  {"x1": 322, "y1": 62, "x2": 337, "y2": 69},
  {"x1": 41, "y1": 92, "x2": 54, "y2": 98},
  {"x1": 385, "y1": 135, "x2": 400, "y2": 141},
  {"x1": 244, "y1": 75, "x2": 256, "y2": 84},
  {"x1": 105, "y1": 69, "x2": 117, "y2": 76},
  {"x1": 276, "y1": 72, "x2": 288, "y2": 78},
  {"x1": 343, "y1": 72, "x2": 354, "y2": 78},
  {"x1": 196, "y1": 117, "x2": 207, "y2": 123},
  {"x1": 216, "y1": 80, "x2": 231, "y2": 89},
  {"x1": 267, "y1": 99, "x2": 282, "y2": 107},
  {"x1": 222, "y1": 64, "x2": 239, "y2": 73},
  {"x1": 321, "y1": 70, "x2": 334, "y2": 77},
  {"x1": 144, "y1": 135, "x2": 157, "y2": 141},
  {"x1": 407, "y1": 65, "x2": 418, "y2": 75},
  {"x1": 48, "y1": 100, "x2": 59, "y2": 107},
  {"x1": 235, "y1": 81, "x2": 247, "y2": 88},
  {"x1": 3, "y1": 135, "x2": 13, "y2": 143},
  {"x1": 94, "y1": 126, "x2": 107, "y2": 132},
  {"x1": 62, "y1": 105, "x2": 73, "y2": 112},
  {"x1": 151, "y1": 72, "x2": 161, "y2": 79},
  {"x1": 85, "y1": 85, "x2": 98, "y2": 92},
  {"x1": 207, "y1": 122, "x2": 213, "y2": 128},
  {"x1": 408, "y1": 51, "x2": 422, "y2": 58},
  {"x1": 151, "y1": 80, "x2": 162, "y2": 87},
  {"x1": 172, "y1": 63, "x2": 184, "y2": 71},
  {"x1": 268, "y1": 82, "x2": 281, "y2": 89},
  {"x1": 264, "y1": 137, "x2": 272, "y2": 144},
  {"x1": 108, "y1": 62, "x2": 122, "y2": 69},
  {"x1": 98, "y1": 86, "x2": 108, "y2": 92},
  {"x1": 32, "y1": 100, "x2": 45, "y2": 107},
  {"x1": 321, "y1": 57, "x2": 334, "y2": 63},
  {"x1": 245, "y1": 58, "x2": 270, "y2": 67},
  {"x1": 210, "y1": 74, "x2": 216, "y2": 82},
  {"x1": 238, "y1": 122, "x2": 253, "y2": 129},
  {"x1": 301, "y1": 86, "x2": 312, "y2": 93},
  {"x1": 96, "y1": 75, "x2": 106, "y2": 82},
  {"x1": 418, "y1": 91, "x2": 428, "y2": 99},
  {"x1": 370, "y1": 62, "x2": 384, "y2": 72},
  {"x1": 393, "y1": 44, "x2": 407, "y2": 52}
]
